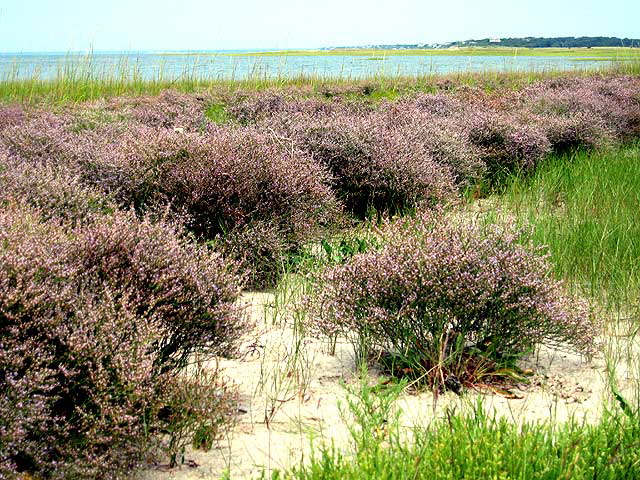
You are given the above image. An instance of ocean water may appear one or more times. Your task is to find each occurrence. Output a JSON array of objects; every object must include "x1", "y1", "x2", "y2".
[{"x1": 0, "y1": 51, "x2": 611, "y2": 81}]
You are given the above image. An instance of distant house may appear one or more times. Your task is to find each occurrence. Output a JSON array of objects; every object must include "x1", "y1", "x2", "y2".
[{"x1": 489, "y1": 38, "x2": 501, "y2": 43}]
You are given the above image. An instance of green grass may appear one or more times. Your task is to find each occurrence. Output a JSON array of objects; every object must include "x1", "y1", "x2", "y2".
[
  {"x1": 267, "y1": 368, "x2": 640, "y2": 480},
  {"x1": 1, "y1": 52, "x2": 638, "y2": 105},
  {"x1": 0, "y1": 68, "x2": 609, "y2": 105},
  {"x1": 204, "y1": 103, "x2": 232, "y2": 123},
  {"x1": 489, "y1": 144, "x2": 640, "y2": 310},
  {"x1": 274, "y1": 407, "x2": 640, "y2": 479}
]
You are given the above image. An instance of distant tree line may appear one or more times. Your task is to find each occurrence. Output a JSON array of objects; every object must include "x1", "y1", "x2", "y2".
[
  {"x1": 349, "y1": 37, "x2": 640, "y2": 50},
  {"x1": 452, "y1": 37, "x2": 640, "y2": 48}
]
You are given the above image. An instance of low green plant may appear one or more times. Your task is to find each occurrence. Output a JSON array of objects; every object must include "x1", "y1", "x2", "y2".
[
  {"x1": 205, "y1": 103, "x2": 232, "y2": 124},
  {"x1": 339, "y1": 367, "x2": 407, "y2": 451},
  {"x1": 287, "y1": 229, "x2": 382, "y2": 273}
]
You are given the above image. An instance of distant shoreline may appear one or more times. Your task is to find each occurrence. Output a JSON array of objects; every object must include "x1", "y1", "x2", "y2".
[
  {"x1": 219, "y1": 47, "x2": 640, "y2": 58},
  {"x1": 2, "y1": 46, "x2": 639, "y2": 58}
]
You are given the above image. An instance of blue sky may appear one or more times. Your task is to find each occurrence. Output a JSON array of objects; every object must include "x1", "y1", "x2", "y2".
[{"x1": 1, "y1": 0, "x2": 638, "y2": 52}]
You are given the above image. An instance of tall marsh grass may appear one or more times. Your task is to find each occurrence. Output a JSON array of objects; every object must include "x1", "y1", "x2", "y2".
[
  {"x1": 1, "y1": 51, "x2": 638, "y2": 105},
  {"x1": 495, "y1": 144, "x2": 640, "y2": 310}
]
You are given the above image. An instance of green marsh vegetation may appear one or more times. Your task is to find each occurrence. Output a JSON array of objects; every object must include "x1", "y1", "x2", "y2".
[
  {"x1": 492, "y1": 144, "x2": 640, "y2": 310},
  {"x1": 1, "y1": 48, "x2": 639, "y2": 105}
]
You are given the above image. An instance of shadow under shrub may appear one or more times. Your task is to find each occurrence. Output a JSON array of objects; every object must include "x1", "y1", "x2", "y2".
[
  {"x1": 0, "y1": 207, "x2": 244, "y2": 478},
  {"x1": 307, "y1": 212, "x2": 597, "y2": 390}
]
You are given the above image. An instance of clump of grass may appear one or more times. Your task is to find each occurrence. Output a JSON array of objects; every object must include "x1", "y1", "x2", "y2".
[
  {"x1": 495, "y1": 143, "x2": 640, "y2": 309},
  {"x1": 280, "y1": 401, "x2": 640, "y2": 480},
  {"x1": 338, "y1": 367, "x2": 408, "y2": 452}
]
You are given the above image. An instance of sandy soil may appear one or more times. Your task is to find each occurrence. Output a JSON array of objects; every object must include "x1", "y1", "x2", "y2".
[{"x1": 139, "y1": 291, "x2": 638, "y2": 480}]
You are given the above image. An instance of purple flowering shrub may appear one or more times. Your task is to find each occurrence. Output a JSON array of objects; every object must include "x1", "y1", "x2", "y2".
[
  {"x1": 109, "y1": 90, "x2": 212, "y2": 132},
  {"x1": 86, "y1": 125, "x2": 340, "y2": 287},
  {"x1": 398, "y1": 91, "x2": 467, "y2": 117},
  {"x1": 2, "y1": 114, "x2": 341, "y2": 287},
  {"x1": 308, "y1": 212, "x2": 596, "y2": 390},
  {"x1": 381, "y1": 103, "x2": 486, "y2": 186},
  {"x1": 462, "y1": 110, "x2": 551, "y2": 177},
  {"x1": 66, "y1": 211, "x2": 245, "y2": 364},
  {"x1": 0, "y1": 115, "x2": 74, "y2": 165},
  {"x1": 0, "y1": 155, "x2": 115, "y2": 224},
  {"x1": 0, "y1": 105, "x2": 27, "y2": 131},
  {"x1": 290, "y1": 112, "x2": 456, "y2": 218},
  {"x1": 217, "y1": 220, "x2": 292, "y2": 289},
  {"x1": 523, "y1": 76, "x2": 640, "y2": 138},
  {"x1": 539, "y1": 112, "x2": 613, "y2": 153},
  {"x1": 227, "y1": 89, "x2": 335, "y2": 124},
  {"x1": 0, "y1": 207, "x2": 244, "y2": 477}
]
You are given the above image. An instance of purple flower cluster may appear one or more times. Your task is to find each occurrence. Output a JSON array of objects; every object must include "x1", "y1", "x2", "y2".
[
  {"x1": 277, "y1": 111, "x2": 456, "y2": 218},
  {"x1": 0, "y1": 206, "x2": 243, "y2": 477},
  {"x1": 307, "y1": 212, "x2": 597, "y2": 386},
  {"x1": 108, "y1": 90, "x2": 213, "y2": 132},
  {"x1": 227, "y1": 89, "x2": 336, "y2": 124},
  {"x1": 0, "y1": 105, "x2": 27, "y2": 131},
  {"x1": 0, "y1": 154, "x2": 115, "y2": 225},
  {"x1": 522, "y1": 75, "x2": 640, "y2": 139}
]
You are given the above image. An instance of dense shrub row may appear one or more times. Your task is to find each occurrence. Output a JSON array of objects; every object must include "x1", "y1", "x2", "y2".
[
  {"x1": 2, "y1": 75, "x2": 639, "y2": 284},
  {"x1": 271, "y1": 111, "x2": 456, "y2": 217}
]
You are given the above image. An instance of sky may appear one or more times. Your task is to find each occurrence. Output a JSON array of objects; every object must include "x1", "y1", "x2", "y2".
[{"x1": 0, "y1": 0, "x2": 638, "y2": 53}]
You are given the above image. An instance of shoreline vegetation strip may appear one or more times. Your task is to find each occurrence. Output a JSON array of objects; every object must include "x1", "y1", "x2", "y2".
[
  {"x1": 1, "y1": 60, "x2": 639, "y2": 105},
  {"x1": 158, "y1": 46, "x2": 640, "y2": 57}
]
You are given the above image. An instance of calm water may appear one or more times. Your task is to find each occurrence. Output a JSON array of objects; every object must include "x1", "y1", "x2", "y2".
[{"x1": 0, "y1": 51, "x2": 610, "y2": 81}]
